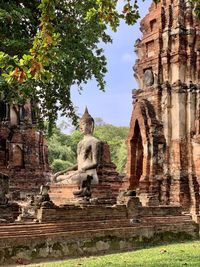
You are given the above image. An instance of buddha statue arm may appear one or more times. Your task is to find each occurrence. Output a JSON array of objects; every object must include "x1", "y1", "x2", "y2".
[
  {"x1": 80, "y1": 142, "x2": 99, "y2": 172},
  {"x1": 52, "y1": 164, "x2": 78, "y2": 182},
  {"x1": 81, "y1": 162, "x2": 98, "y2": 172}
]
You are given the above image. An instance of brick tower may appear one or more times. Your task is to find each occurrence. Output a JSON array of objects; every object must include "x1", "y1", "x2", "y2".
[
  {"x1": 123, "y1": 0, "x2": 200, "y2": 216},
  {"x1": 0, "y1": 101, "x2": 50, "y2": 199}
]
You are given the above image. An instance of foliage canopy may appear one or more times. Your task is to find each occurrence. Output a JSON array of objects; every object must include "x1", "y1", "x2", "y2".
[{"x1": 0, "y1": 0, "x2": 141, "y2": 130}]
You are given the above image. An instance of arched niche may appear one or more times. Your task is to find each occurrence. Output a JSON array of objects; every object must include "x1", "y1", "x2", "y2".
[
  {"x1": 12, "y1": 144, "x2": 24, "y2": 168},
  {"x1": 10, "y1": 105, "x2": 19, "y2": 126},
  {"x1": 125, "y1": 100, "x2": 165, "y2": 195},
  {"x1": 130, "y1": 120, "x2": 144, "y2": 189}
]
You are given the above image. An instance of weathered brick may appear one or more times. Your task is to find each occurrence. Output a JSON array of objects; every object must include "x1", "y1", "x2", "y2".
[{"x1": 123, "y1": 0, "x2": 200, "y2": 215}]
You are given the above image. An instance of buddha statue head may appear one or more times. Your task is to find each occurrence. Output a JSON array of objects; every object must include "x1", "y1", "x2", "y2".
[{"x1": 79, "y1": 107, "x2": 94, "y2": 135}]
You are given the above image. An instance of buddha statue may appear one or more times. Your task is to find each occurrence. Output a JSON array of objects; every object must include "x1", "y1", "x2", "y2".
[{"x1": 53, "y1": 108, "x2": 101, "y2": 197}]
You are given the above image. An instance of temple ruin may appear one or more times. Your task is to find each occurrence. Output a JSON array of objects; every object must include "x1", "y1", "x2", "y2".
[
  {"x1": 0, "y1": 101, "x2": 50, "y2": 198},
  {"x1": 123, "y1": 0, "x2": 200, "y2": 221},
  {"x1": 0, "y1": 0, "x2": 199, "y2": 265}
]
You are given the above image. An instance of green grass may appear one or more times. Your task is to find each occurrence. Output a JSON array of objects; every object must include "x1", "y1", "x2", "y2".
[{"x1": 30, "y1": 241, "x2": 200, "y2": 267}]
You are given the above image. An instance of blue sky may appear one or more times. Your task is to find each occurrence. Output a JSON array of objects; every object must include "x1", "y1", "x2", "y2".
[{"x1": 70, "y1": 0, "x2": 152, "y2": 127}]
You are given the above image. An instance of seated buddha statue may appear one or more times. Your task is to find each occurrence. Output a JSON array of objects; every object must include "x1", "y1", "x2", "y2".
[{"x1": 52, "y1": 108, "x2": 101, "y2": 197}]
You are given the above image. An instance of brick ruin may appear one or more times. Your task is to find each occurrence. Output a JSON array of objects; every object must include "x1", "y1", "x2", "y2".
[
  {"x1": 0, "y1": 101, "x2": 50, "y2": 198},
  {"x1": 122, "y1": 0, "x2": 200, "y2": 218},
  {"x1": 0, "y1": 194, "x2": 198, "y2": 264},
  {"x1": 0, "y1": 1, "x2": 200, "y2": 265},
  {"x1": 2, "y1": 0, "x2": 200, "y2": 212}
]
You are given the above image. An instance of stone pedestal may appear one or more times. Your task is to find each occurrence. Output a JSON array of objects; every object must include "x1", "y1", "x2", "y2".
[
  {"x1": 50, "y1": 183, "x2": 121, "y2": 206},
  {"x1": 138, "y1": 193, "x2": 160, "y2": 207}
]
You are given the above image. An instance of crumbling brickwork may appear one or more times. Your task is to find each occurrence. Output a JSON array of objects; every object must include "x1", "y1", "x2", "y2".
[
  {"x1": 0, "y1": 102, "x2": 50, "y2": 198},
  {"x1": 123, "y1": 0, "x2": 200, "y2": 215}
]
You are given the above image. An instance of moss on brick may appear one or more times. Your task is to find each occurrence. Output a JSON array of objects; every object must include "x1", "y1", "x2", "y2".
[
  {"x1": 52, "y1": 242, "x2": 63, "y2": 252},
  {"x1": 141, "y1": 231, "x2": 196, "y2": 245}
]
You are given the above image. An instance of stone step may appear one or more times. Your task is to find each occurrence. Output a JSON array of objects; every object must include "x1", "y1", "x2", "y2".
[
  {"x1": 0, "y1": 226, "x2": 197, "y2": 242},
  {"x1": 0, "y1": 226, "x2": 146, "y2": 240},
  {"x1": 0, "y1": 214, "x2": 196, "y2": 240},
  {"x1": 0, "y1": 219, "x2": 131, "y2": 231},
  {"x1": 0, "y1": 225, "x2": 136, "y2": 239},
  {"x1": 140, "y1": 215, "x2": 193, "y2": 223},
  {"x1": 0, "y1": 215, "x2": 193, "y2": 231},
  {"x1": 0, "y1": 221, "x2": 196, "y2": 240},
  {"x1": 0, "y1": 219, "x2": 133, "y2": 237}
]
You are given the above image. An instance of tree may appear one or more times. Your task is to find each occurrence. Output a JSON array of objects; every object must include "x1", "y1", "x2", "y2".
[
  {"x1": 0, "y1": 0, "x2": 141, "y2": 131},
  {"x1": 94, "y1": 123, "x2": 128, "y2": 172},
  {"x1": 115, "y1": 141, "x2": 128, "y2": 173},
  {"x1": 47, "y1": 121, "x2": 128, "y2": 173},
  {"x1": 47, "y1": 126, "x2": 81, "y2": 172},
  {"x1": 193, "y1": 0, "x2": 200, "y2": 17}
]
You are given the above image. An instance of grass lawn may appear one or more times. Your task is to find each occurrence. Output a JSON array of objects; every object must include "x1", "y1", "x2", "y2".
[{"x1": 30, "y1": 240, "x2": 200, "y2": 267}]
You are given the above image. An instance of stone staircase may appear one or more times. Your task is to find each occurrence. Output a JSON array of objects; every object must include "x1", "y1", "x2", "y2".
[
  {"x1": 0, "y1": 219, "x2": 132, "y2": 239},
  {"x1": 0, "y1": 214, "x2": 197, "y2": 240},
  {"x1": 0, "y1": 212, "x2": 198, "y2": 265},
  {"x1": 140, "y1": 214, "x2": 194, "y2": 224}
]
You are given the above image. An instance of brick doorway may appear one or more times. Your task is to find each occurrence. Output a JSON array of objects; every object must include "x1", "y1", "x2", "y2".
[{"x1": 130, "y1": 120, "x2": 144, "y2": 190}]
